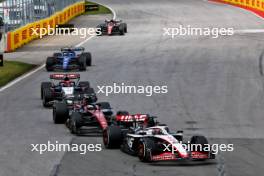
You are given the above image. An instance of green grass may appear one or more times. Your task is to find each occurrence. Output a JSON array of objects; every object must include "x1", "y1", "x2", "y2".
[
  {"x1": 84, "y1": 1, "x2": 112, "y2": 15},
  {"x1": 0, "y1": 61, "x2": 35, "y2": 87}
]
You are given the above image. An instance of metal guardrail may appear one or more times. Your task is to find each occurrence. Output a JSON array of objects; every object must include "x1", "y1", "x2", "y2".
[{"x1": 0, "y1": 0, "x2": 79, "y2": 32}]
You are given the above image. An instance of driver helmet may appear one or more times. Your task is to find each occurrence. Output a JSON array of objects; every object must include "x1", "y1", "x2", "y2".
[
  {"x1": 152, "y1": 128, "x2": 162, "y2": 135},
  {"x1": 61, "y1": 77, "x2": 72, "y2": 87},
  {"x1": 83, "y1": 95, "x2": 93, "y2": 105}
]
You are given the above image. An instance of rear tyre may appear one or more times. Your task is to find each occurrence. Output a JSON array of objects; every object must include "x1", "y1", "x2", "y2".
[
  {"x1": 46, "y1": 57, "x2": 54, "y2": 71},
  {"x1": 97, "y1": 102, "x2": 111, "y2": 109},
  {"x1": 190, "y1": 135, "x2": 209, "y2": 161},
  {"x1": 82, "y1": 52, "x2": 92, "y2": 66},
  {"x1": 98, "y1": 102, "x2": 112, "y2": 116},
  {"x1": 123, "y1": 23, "x2": 127, "y2": 33},
  {"x1": 53, "y1": 102, "x2": 69, "y2": 124},
  {"x1": 41, "y1": 82, "x2": 52, "y2": 99},
  {"x1": 116, "y1": 111, "x2": 129, "y2": 115},
  {"x1": 96, "y1": 25, "x2": 103, "y2": 36},
  {"x1": 78, "y1": 55, "x2": 86, "y2": 71},
  {"x1": 43, "y1": 88, "x2": 53, "y2": 107},
  {"x1": 119, "y1": 24, "x2": 125, "y2": 35},
  {"x1": 78, "y1": 81, "x2": 90, "y2": 89},
  {"x1": 190, "y1": 135, "x2": 208, "y2": 151},
  {"x1": 103, "y1": 126, "x2": 122, "y2": 148}
]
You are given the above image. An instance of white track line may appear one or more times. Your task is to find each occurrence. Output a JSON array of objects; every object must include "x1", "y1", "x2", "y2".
[
  {"x1": 0, "y1": 3, "x2": 117, "y2": 93},
  {"x1": 234, "y1": 29, "x2": 264, "y2": 34},
  {"x1": 0, "y1": 64, "x2": 45, "y2": 92},
  {"x1": 94, "y1": 1, "x2": 117, "y2": 19}
]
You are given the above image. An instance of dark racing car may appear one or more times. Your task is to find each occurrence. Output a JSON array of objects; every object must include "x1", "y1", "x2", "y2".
[
  {"x1": 46, "y1": 47, "x2": 92, "y2": 71},
  {"x1": 104, "y1": 120, "x2": 215, "y2": 162},
  {"x1": 97, "y1": 19, "x2": 127, "y2": 35},
  {"x1": 53, "y1": 94, "x2": 113, "y2": 135},
  {"x1": 41, "y1": 74, "x2": 92, "y2": 107}
]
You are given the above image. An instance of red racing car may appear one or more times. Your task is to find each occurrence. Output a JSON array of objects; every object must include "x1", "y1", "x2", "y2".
[
  {"x1": 97, "y1": 19, "x2": 127, "y2": 35},
  {"x1": 53, "y1": 94, "x2": 113, "y2": 135}
]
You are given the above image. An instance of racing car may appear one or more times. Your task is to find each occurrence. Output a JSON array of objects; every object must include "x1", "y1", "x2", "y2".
[
  {"x1": 45, "y1": 47, "x2": 92, "y2": 71},
  {"x1": 53, "y1": 94, "x2": 113, "y2": 135},
  {"x1": 104, "y1": 121, "x2": 215, "y2": 162},
  {"x1": 97, "y1": 19, "x2": 127, "y2": 35},
  {"x1": 41, "y1": 74, "x2": 92, "y2": 107}
]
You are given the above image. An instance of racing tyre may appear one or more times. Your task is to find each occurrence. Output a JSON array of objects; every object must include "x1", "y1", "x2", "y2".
[
  {"x1": 85, "y1": 87, "x2": 95, "y2": 94},
  {"x1": 98, "y1": 102, "x2": 112, "y2": 116},
  {"x1": 103, "y1": 126, "x2": 122, "y2": 148},
  {"x1": 69, "y1": 112, "x2": 82, "y2": 135},
  {"x1": 138, "y1": 138, "x2": 155, "y2": 162},
  {"x1": 41, "y1": 82, "x2": 52, "y2": 99},
  {"x1": 123, "y1": 23, "x2": 127, "y2": 33},
  {"x1": 82, "y1": 52, "x2": 92, "y2": 66},
  {"x1": 97, "y1": 102, "x2": 111, "y2": 109},
  {"x1": 46, "y1": 57, "x2": 54, "y2": 71},
  {"x1": 190, "y1": 135, "x2": 210, "y2": 161},
  {"x1": 78, "y1": 81, "x2": 90, "y2": 89},
  {"x1": 96, "y1": 25, "x2": 103, "y2": 36},
  {"x1": 53, "y1": 52, "x2": 62, "y2": 57},
  {"x1": 78, "y1": 55, "x2": 86, "y2": 71},
  {"x1": 43, "y1": 88, "x2": 53, "y2": 107},
  {"x1": 190, "y1": 135, "x2": 208, "y2": 152},
  {"x1": 53, "y1": 102, "x2": 69, "y2": 124},
  {"x1": 116, "y1": 111, "x2": 129, "y2": 115},
  {"x1": 119, "y1": 25, "x2": 125, "y2": 35}
]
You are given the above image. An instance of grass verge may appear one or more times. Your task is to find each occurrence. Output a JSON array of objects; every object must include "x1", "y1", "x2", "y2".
[
  {"x1": 0, "y1": 61, "x2": 36, "y2": 87},
  {"x1": 84, "y1": 1, "x2": 111, "y2": 15}
]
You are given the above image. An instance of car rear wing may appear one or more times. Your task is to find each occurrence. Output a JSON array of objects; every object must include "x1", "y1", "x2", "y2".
[
  {"x1": 115, "y1": 114, "x2": 150, "y2": 122},
  {"x1": 50, "y1": 74, "x2": 80, "y2": 80},
  {"x1": 61, "y1": 47, "x2": 85, "y2": 52}
]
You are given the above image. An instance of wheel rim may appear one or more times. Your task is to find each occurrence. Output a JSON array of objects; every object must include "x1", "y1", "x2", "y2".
[{"x1": 138, "y1": 143, "x2": 145, "y2": 159}]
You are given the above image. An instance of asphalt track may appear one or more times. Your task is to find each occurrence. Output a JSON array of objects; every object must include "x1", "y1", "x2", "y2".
[{"x1": 1, "y1": 0, "x2": 264, "y2": 175}]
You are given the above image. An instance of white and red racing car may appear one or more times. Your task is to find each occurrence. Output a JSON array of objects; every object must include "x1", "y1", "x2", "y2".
[{"x1": 104, "y1": 118, "x2": 215, "y2": 162}]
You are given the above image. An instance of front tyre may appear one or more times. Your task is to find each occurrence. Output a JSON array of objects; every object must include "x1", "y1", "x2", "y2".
[
  {"x1": 41, "y1": 82, "x2": 52, "y2": 99},
  {"x1": 69, "y1": 112, "x2": 82, "y2": 135},
  {"x1": 103, "y1": 126, "x2": 122, "y2": 149},
  {"x1": 42, "y1": 88, "x2": 53, "y2": 107},
  {"x1": 46, "y1": 57, "x2": 55, "y2": 71},
  {"x1": 53, "y1": 102, "x2": 69, "y2": 124},
  {"x1": 138, "y1": 138, "x2": 155, "y2": 162}
]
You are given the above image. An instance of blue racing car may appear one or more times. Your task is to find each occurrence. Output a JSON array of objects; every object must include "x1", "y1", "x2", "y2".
[{"x1": 46, "y1": 47, "x2": 92, "y2": 71}]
